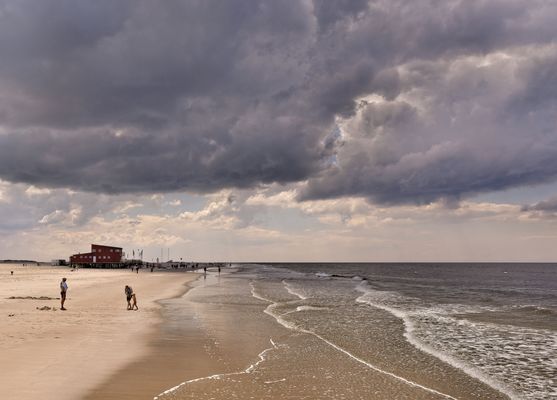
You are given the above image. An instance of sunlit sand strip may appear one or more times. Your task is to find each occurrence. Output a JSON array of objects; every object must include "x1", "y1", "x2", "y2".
[
  {"x1": 153, "y1": 339, "x2": 279, "y2": 399},
  {"x1": 250, "y1": 281, "x2": 460, "y2": 400},
  {"x1": 264, "y1": 378, "x2": 287, "y2": 384}
]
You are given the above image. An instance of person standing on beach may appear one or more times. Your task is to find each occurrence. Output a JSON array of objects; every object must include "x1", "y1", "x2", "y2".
[
  {"x1": 60, "y1": 278, "x2": 68, "y2": 310},
  {"x1": 125, "y1": 285, "x2": 133, "y2": 310}
]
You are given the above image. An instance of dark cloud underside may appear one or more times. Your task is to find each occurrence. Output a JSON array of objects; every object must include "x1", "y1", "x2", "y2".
[{"x1": 0, "y1": 0, "x2": 555, "y2": 203}]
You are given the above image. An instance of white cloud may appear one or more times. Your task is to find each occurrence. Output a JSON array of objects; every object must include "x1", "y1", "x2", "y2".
[
  {"x1": 38, "y1": 209, "x2": 67, "y2": 225},
  {"x1": 25, "y1": 185, "x2": 52, "y2": 197}
]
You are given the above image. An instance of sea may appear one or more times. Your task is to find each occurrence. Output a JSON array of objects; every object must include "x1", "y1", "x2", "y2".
[{"x1": 159, "y1": 263, "x2": 556, "y2": 400}]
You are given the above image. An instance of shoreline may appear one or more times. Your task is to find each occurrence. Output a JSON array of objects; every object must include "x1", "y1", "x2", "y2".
[
  {"x1": 5, "y1": 263, "x2": 545, "y2": 399},
  {"x1": 134, "y1": 265, "x2": 512, "y2": 400},
  {"x1": 83, "y1": 274, "x2": 208, "y2": 400},
  {"x1": 0, "y1": 264, "x2": 198, "y2": 400},
  {"x1": 83, "y1": 271, "x2": 259, "y2": 400},
  {"x1": 84, "y1": 268, "x2": 284, "y2": 400}
]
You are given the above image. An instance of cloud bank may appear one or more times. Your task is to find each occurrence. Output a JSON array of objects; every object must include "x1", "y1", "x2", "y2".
[{"x1": 0, "y1": 0, "x2": 556, "y2": 204}]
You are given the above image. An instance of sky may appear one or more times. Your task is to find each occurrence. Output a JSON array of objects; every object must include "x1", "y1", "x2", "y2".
[{"x1": 0, "y1": 0, "x2": 557, "y2": 262}]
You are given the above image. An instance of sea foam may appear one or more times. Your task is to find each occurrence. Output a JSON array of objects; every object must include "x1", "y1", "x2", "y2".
[
  {"x1": 355, "y1": 281, "x2": 519, "y2": 400},
  {"x1": 248, "y1": 279, "x2": 463, "y2": 400}
]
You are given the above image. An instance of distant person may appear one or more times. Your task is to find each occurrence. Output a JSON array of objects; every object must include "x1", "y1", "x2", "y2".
[
  {"x1": 131, "y1": 293, "x2": 138, "y2": 310},
  {"x1": 203, "y1": 266, "x2": 207, "y2": 273},
  {"x1": 60, "y1": 278, "x2": 68, "y2": 310},
  {"x1": 10, "y1": 271, "x2": 13, "y2": 275},
  {"x1": 125, "y1": 285, "x2": 133, "y2": 310},
  {"x1": 218, "y1": 265, "x2": 221, "y2": 274}
]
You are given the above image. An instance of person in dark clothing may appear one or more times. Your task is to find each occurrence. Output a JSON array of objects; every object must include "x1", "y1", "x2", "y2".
[{"x1": 125, "y1": 285, "x2": 133, "y2": 310}]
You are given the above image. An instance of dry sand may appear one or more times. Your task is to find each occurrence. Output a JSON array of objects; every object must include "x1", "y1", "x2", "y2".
[{"x1": 0, "y1": 263, "x2": 197, "y2": 400}]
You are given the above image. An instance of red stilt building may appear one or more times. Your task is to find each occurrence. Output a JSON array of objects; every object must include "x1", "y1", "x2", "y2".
[{"x1": 70, "y1": 244, "x2": 123, "y2": 268}]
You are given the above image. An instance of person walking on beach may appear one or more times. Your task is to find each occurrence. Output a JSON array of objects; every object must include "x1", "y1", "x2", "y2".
[
  {"x1": 60, "y1": 278, "x2": 68, "y2": 310},
  {"x1": 125, "y1": 285, "x2": 133, "y2": 310}
]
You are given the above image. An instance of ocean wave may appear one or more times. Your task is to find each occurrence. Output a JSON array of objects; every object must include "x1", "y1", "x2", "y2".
[
  {"x1": 250, "y1": 279, "x2": 462, "y2": 400},
  {"x1": 512, "y1": 305, "x2": 557, "y2": 316},
  {"x1": 355, "y1": 281, "x2": 519, "y2": 400}
]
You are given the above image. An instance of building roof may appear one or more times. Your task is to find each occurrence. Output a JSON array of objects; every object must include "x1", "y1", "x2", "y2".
[{"x1": 91, "y1": 244, "x2": 123, "y2": 250}]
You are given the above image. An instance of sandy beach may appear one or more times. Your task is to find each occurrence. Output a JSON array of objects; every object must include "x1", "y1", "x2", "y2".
[
  {"x1": 3, "y1": 263, "x2": 549, "y2": 399},
  {"x1": 87, "y1": 265, "x2": 515, "y2": 400},
  {"x1": 0, "y1": 263, "x2": 197, "y2": 400},
  {"x1": 85, "y1": 270, "x2": 282, "y2": 400}
]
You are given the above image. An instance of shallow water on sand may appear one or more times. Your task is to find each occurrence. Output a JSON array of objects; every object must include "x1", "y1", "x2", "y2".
[{"x1": 156, "y1": 263, "x2": 556, "y2": 399}]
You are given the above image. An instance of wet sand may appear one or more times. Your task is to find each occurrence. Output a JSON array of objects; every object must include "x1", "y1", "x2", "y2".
[
  {"x1": 85, "y1": 272, "x2": 278, "y2": 400},
  {"x1": 0, "y1": 264, "x2": 197, "y2": 400},
  {"x1": 85, "y1": 269, "x2": 511, "y2": 400}
]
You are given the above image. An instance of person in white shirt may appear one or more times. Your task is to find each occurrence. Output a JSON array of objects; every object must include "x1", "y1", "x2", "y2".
[{"x1": 60, "y1": 278, "x2": 68, "y2": 310}]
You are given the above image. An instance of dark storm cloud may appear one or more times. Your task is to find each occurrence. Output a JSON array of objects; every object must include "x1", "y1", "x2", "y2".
[
  {"x1": 0, "y1": 0, "x2": 556, "y2": 203},
  {"x1": 522, "y1": 197, "x2": 557, "y2": 213}
]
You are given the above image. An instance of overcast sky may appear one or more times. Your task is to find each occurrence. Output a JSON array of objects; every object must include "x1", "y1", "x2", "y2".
[{"x1": 1, "y1": 0, "x2": 556, "y2": 262}]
